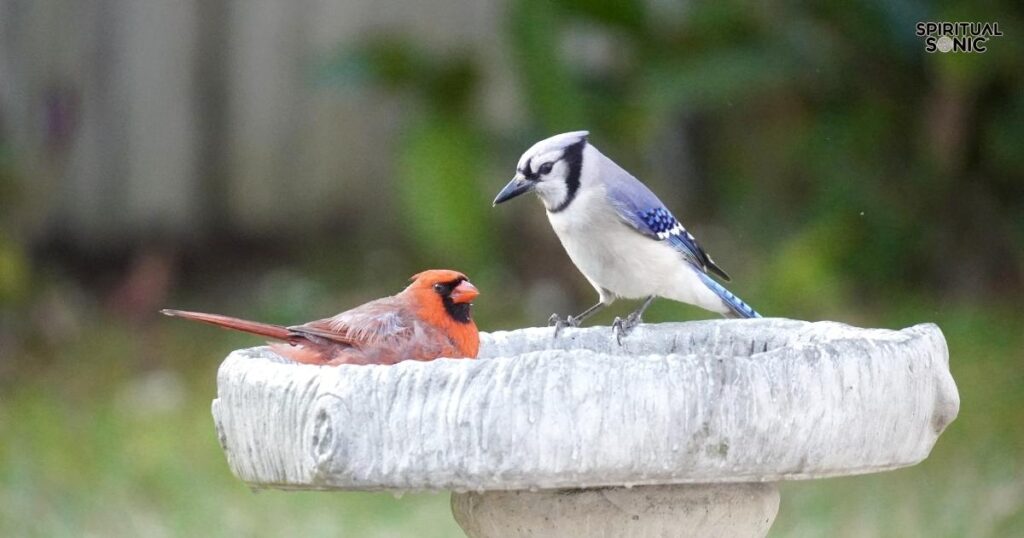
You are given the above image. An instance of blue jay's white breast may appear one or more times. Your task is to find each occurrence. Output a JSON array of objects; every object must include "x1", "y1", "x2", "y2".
[{"x1": 546, "y1": 186, "x2": 729, "y2": 314}]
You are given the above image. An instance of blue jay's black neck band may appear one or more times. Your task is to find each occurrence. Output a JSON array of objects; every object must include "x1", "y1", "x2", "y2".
[{"x1": 549, "y1": 140, "x2": 585, "y2": 213}]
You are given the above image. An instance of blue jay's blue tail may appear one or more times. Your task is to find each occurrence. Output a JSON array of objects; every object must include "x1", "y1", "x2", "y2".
[{"x1": 697, "y1": 272, "x2": 761, "y2": 319}]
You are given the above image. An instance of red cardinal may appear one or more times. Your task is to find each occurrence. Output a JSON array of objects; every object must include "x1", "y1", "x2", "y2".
[{"x1": 161, "y1": 269, "x2": 479, "y2": 365}]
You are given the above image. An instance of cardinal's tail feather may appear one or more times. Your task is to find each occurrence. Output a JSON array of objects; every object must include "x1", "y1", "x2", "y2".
[{"x1": 160, "y1": 309, "x2": 292, "y2": 340}]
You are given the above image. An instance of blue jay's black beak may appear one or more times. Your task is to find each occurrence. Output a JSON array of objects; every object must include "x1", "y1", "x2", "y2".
[{"x1": 493, "y1": 175, "x2": 534, "y2": 206}]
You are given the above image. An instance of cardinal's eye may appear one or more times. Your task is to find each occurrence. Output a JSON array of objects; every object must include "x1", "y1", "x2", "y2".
[
  {"x1": 539, "y1": 162, "x2": 554, "y2": 175},
  {"x1": 433, "y1": 283, "x2": 450, "y2": 295}
]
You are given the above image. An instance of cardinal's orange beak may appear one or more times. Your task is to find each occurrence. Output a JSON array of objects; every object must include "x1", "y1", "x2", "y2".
[{"x1": 449, "y1": 280, "x2": 479, "y2": 304}]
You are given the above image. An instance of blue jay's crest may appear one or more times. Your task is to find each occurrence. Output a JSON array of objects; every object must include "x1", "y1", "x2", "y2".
[{"x1": 517, "y1": 131, "x2": 589, "y2": 175}]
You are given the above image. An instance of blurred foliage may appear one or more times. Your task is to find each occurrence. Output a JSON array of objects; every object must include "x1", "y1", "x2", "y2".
[
  {"x1": 396, "y1": 119, "x2": 495, "y2": 271},
  {"x1": 0, "y1": 232, "x2": 30, "y2": 305},
  {"x1": 320, "y1": 0, "x2": 1023, "y2": 316},
  {"x1": 0, "y1": 134, "x2": 30, "y2": 307},
  {"x1": 320, "y1": 37, "x2": 497, "y2": 272}
]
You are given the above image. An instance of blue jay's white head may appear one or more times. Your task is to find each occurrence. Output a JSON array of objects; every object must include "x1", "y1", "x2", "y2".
[{"x1": 493, "y1": 131, "x2": 590, "y2": 213}]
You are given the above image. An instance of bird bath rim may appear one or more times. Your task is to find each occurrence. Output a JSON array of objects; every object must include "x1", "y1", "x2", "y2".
[{"x1": 211, "y1": 318, "x2": 958, "y2": 493}]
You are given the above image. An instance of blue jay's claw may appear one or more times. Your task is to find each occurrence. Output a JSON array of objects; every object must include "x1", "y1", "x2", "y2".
[
  {"x1": 549, "y1": 313, "x2": 581, "y2": 339},
  {"x1": 611, "y1": 311, "x2": 643, "y2": 345}
]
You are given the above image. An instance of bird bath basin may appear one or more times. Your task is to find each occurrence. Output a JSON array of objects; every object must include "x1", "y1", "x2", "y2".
[{"x1": 212, "y1": 319, "x2": 959, "y2": 537}]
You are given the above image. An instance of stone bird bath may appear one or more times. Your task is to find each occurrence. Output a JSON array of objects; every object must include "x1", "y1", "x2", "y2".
[{"x1": 212, "y1": 319, "x2": 959, "y2": 537}]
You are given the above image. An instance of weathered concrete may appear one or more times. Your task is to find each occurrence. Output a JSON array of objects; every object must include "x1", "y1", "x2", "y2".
[
  {"x1": 211, "y1": 319, "x2": 958, "y2": 491},
  {"x1": 451, "y1": 483, "x2": 780, "y2": 538}
]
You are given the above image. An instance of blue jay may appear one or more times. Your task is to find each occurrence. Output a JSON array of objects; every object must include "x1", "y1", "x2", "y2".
[{"x1": 493, "y1": 131, "x2": 760, "y2": 340}]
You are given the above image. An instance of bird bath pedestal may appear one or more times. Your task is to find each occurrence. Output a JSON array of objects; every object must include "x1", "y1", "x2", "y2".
[{"x1": 212, "y1": 319, "x2": 958, "y2": 537}]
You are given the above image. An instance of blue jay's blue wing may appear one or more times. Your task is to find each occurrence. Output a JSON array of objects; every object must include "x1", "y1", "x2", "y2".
[{"x1": 605, "y1": 176, "x2": 732, "y2": 281}]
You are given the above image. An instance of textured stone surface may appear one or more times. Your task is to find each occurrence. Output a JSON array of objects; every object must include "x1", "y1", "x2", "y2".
[
  {"x1": 211, "y1": 319, "x2": 958, "y2": 491},
  {"x1": 451, "y1": 483, "x2": 780, "y2": 538}
]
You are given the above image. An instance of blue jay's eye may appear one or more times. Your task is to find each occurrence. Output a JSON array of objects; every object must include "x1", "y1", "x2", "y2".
[{"x1": 539, "y1": 162, "x2": 554, "y2": 175}]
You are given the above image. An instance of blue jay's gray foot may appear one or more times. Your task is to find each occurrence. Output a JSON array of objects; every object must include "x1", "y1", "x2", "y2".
[
  {"x1": 549, "y1": 313, "x2": 582, "y2": 338},
  {"x1": 549, "y1": 301, "x2": 608, "y2": 338},
  {"x1": 611, "y1": 296, "x2": 656, "y2": 345},
  {"x1": 611, "y1": 314, "x2": 641, "y2": 344}
]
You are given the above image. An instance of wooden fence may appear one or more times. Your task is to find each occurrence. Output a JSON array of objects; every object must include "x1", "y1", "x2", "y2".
[{"x1": 0, "y1": 0, "x2": 513, "y2": 245}]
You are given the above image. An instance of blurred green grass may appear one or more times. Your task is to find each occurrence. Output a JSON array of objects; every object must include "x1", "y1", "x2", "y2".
[
  {"x1": 1, "y1": 298, "x2": 1020, "y2": 537},
  {"x1": 0, "y1": 319, "x2": 463, "y2": 537}
]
